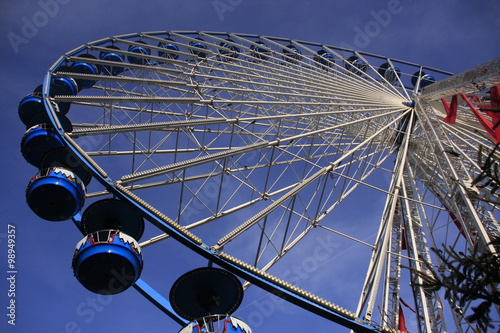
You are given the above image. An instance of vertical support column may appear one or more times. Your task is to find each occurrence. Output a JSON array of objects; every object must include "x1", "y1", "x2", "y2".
[
  {"x1": 411, "y1": 97, "x2": 499, "y2": 332},
  {"x1": 354, "y1": 111, "x2": 415, "y2": 328},
  {"x1": 400, "y1": 169, "x2": 447, "y2": 333},
  {"x1": 381, "y1": 198, "x2": 404, "y2": 329}
]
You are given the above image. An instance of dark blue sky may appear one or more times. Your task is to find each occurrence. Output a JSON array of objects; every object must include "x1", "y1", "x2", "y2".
[{"x1": 1, "y1": 1, "x2": 499, "y2": 332}]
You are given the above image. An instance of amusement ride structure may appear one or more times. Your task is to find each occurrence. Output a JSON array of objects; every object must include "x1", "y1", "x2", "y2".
[{"x1": 18, "y1": 31, "x2": 499, "y2": 332}]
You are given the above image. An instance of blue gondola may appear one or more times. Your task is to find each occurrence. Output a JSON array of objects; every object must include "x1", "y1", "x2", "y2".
[
  {"x1": 411, "y1": 71, "x2": 422, "y2": 87},
  {"x1": 31, "y1": 75, "x2": 78, "y2": 115},
  {"x1": 71, "y1": 53, "x2": 100, "y2": 89},
  {"x1": 250, "y1": 41, "x2": 270, "y2": 61},
  {"x1": 170, "y1": 267, "x2": 244, "y2": 325},
  {"x1": 313, "y1": 50, "x2": 335, "y2": 69},
  {"x1": 158, "y1": 39, "x2": 180, "y2": 59},
  {"x1": 179, "y1": 316, "x2": 252, "y2": 333},
  {"x1": 345, "y1": 56, "x2": 368, "y2": 75},
  {"x1": 32, "y1": 77, "x2": 77, "y2": 115},
  {"x1": 72, "y1": 230, "x2": 143, "y2": 295},
  {"x1": 378, "y1": 62, "x2": 401, "y2": 83},
  {"x1": 420, "y1": 74, "x2": 435, "y2": 88},
  {"x1": 18, "y1": 93, "x2": 45, "y2": 126},
  {"x1": 81, "y1": 198, "x2": 144, "y2": 240},
  {"x1": 99, "y1": 46, "x2": 125, "y2": 75},
  {"x1": 190, "y1": 38, "x2": 208, "y2": 58},
  {"x1": 53, "y1": 65, "x2": 82, "y2": 92},
  {"x1": 127, "y1": 41, "x2": 151, "y2": 65},
  {"x1": 26, "y1": 111, "x2": 73, "y2": 132},
  {"x1": 387, "y1": 67, "x2": 401, "y2": 83},
  {"x1": 282, "y1": 44, "x2": 302, "y2": 63},
  {"x1": 21, "y1": 124, "x2": 65, "y2": 167},
  {"x1": 19, "y1": 93, "x2": 73, "y2": 131},
  {"x1": 411, "y1": 71, "x2": 435, "y2": 89},
  {"x1": 40, "y1": 147, "x2": 92, "y2": 186},
  {"x1": 53, "y1": 77, "x2": 79, "y2": 95},
  {"x1": 378, "y1": 62, "x2": 401, "y2": 84},
  {"x1": 219, "y1": 39, "x2": 240, "y2": 60},
  {"x1": 25, "y1": 167, "x2": 85, "y2": 221}
]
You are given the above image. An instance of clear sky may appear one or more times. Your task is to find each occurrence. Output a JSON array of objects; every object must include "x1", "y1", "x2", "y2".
[{"x1": 1, "y1": 1, "x2": 499, "y2": 332}]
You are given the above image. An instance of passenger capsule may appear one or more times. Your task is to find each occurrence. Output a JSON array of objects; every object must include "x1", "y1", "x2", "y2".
[
  {"x1": 99, "y1": 46, "x2": 125, "y2": 75},
  {"x1": 282, "y1": 44, "x2": 302, "y2": 63},
  {"x1": 169, "y1": 267, "x2": 244, "y2": 321},
  {"x1": 25, "y1": 167, "x2": 85, "y2": 221},
  {"x1": 158, "y1": 39, "x2": 180, "y2": 59},
  {"x1": 81, "y1": 199, "x2": 144, "y2": 240},
  {"x1": 179, "y1": 316, "x2": 252, "y2": 333},
  {"x1": 32, "y1": 77, "x2": 78, "y2": 115},
  {"x1": 72, "y1": 230, "x2": 143, "y2": 295},
  {"x1": 250, "y1": 41, "x2": 270, "y2": 61},
  {"x1": 378, "y1": 62, "x2": 401, "y2": 83},
  {"x1": 127, "y1": 41, "x2": 151, "y2": 65},
  {"x1": 18, "y1": 93, "x2": 45, "y2": 126},
  {"x1": 71, "y1": 54, "x2": 100, "y2": 89},
  {"x1": 40, "y1": 147, "x2": 92, "y2": 186},
  {"x1": 411, "y1": 71, "x2": 435, "y2": 89},
  {"x1": 219, "y1": 39, "x2": 240, "y2": 59},
  {"x1": 54, "y1": 77, "x2": 79, "y2": 95},
  {"x1": 190, "y1": 38, "x2": 208, "y2": 58},
  {"x1": 313, "y1": 50, "x2": 335, "y2": 69},
  {"x1": 54, "y1": 65, "x2": 82, "y2": 91},
  {"x1": 21, "y1": 124, "x2": 65, "y2": 167},
  {"x1": 26, "y1": 111, "x2": 73, "y2": 132},
  {"x1": 420, "y1": 74, "x2": 435, "y2": 88},
  {"x1": 345, "y1": 56, "x2": 368, "y2": 75}
]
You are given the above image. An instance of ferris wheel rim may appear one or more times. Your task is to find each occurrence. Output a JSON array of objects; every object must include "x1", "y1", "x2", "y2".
[{"x1": 25, "y1": 30, "x2": 499, "y2": 332}]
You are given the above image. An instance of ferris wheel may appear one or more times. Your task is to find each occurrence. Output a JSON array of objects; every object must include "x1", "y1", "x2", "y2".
[{"x1": 18, "y1": 31, "x2": 500, "y2": 332}]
